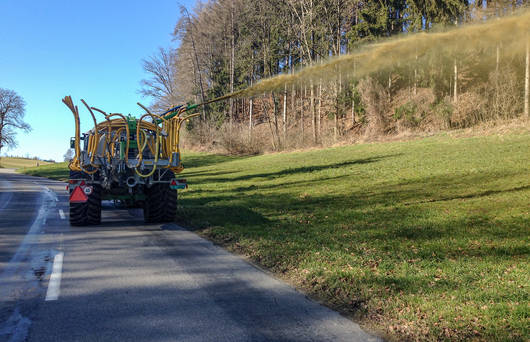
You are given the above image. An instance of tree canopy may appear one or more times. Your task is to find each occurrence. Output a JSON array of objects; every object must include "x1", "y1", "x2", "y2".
[{"x1": 0, "y1": 88, "x2": 30, "y2": 154}]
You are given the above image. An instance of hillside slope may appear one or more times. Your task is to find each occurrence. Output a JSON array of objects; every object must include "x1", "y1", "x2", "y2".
[{"x1": 179, "y1": 134, "x2": 529, "y2": 341}]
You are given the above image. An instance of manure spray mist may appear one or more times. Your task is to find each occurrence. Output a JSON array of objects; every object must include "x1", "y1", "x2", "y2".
[{"x1": 200, "y1": 9, "x2": 529, "y2": 105}]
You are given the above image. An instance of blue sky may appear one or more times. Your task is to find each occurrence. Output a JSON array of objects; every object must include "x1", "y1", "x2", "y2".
[{"x1": 0, "y1": 0, "x2": 194, "y2": 161}]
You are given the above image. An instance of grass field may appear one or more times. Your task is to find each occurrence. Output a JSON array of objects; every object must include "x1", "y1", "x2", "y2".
[
  {"x1": 0, "y1": 157, "x2": 53, "y2": 169},
  {"x1": 19, "y1": 161, "x2": 69, "y2": 180},
  {"x1": 21, "y1": 134, "x2": 529, "y2": 341}
]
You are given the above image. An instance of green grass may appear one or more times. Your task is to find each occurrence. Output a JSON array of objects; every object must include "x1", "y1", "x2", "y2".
[
  {"x1": 0, "y1": 157, "x2": 53, "y2": 169},
  {"x1": 20, "y1": 161, "x2": 69, "y2": 180},
  {"x1": 178, "y1": 134, "x2": 529, "y2": 341},
  {"x1": 20, "y1": 135, "x2": 529, "y2": 341}
]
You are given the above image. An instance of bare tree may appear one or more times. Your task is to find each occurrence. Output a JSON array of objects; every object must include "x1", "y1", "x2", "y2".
[
  {"x1": 63, "y1": 148, "x2": 74, "y2": 162},
  {"x1": 524, "y1": 41, "x2": 530, "y2": 119},
  {"x1": 139, "y1": 47, "x2": 179, "y2": 111},
  {"x1": 0, "y1": 88, "x2": 30, "y2": 154},
  {"x1": 176, "y1": 6, "x2": 208, "y2": 120}
]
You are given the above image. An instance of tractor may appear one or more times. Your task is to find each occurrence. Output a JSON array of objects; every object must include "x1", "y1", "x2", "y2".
[{"x1": 63, "y1": 96, "x2": 199, "y2": 225}]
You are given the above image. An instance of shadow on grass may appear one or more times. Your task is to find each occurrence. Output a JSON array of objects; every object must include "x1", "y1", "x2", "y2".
[
  {"x1": 186, "y1": 154, "x2": 399, "y2": 186},
  {"x1": 181, "y1": 153, "x2": 242, "y2": 169},
  {"x1": 403, "y1": 184, "x2": 530, "y2": 205},
  {"x1": 177, "y1": 167, "x2": 530, "y2": 262}
]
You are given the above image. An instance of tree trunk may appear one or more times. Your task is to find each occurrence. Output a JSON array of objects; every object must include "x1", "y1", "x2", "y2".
[
  {"x1": 352, "y1": 55, "x2": 356, "y2": 126},
  {"x1": 264, "y1": 101, "x2": 277, "y2": 151},
  {"x1": 453, "y1": 58, "x2": 458, "y2": 104},
  {"x1": 301, "y1": 85, "x2": 306, "y2": 142},
  {"x1": 283, "y1": 84, "x2": 287, "y2": 146},
  {"x1": 184, "y1": 9, "x2": 207, "y2": 121},
  {"x1": 413, "y1": 52, "x2": 418, "y2": 96},
  {"x1": 249, "y1": 97, "x2": 253, "y2": 142},
  {"x1": 311, "y1": 78, "x2": 316, "y2": 144},
  {"x1": 272, "y1": 93, "x2": 280, "y2": 148},
  {"x1": 453, "y1": 19, "x2": 458, "y2": 105},
  {"x1": 495, "y1": 43, "x2": 500, "y2": 118},
  {"x1": 335, "y1": 73, "x2": 342, "y2": 141},
  {"x1": 351, "y1": 93, "x2": 355, "y2": 125},
  {"x1": 229, "y1": 5, "x2": 235, "y2": 129},
  {"x1": 317, "y1": 80, "x2": 322, "y2": 142},
  {"x1": 524, "y1": 41, "x2": 530, "y2": 119},
  {"x1": 0, "y1": 117, "x2": 4, "y2": 154},
  {"x1": 291, "y1": 83, "x2": 295, "y2": 125}
]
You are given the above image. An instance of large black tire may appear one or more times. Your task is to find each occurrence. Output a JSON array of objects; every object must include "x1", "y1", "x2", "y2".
[
  {"x1": 160, "y1": 185, "x2": 178, "y2": 223},
  {"x1": 143, "y1": 173, "x2": 178, "y2": 224},
  {"x1": 69, "y1": 171, "x2": 102, "y2": 226},
  {"x1": 143, "y1": 184, "x2": 163, "y2": 223}
]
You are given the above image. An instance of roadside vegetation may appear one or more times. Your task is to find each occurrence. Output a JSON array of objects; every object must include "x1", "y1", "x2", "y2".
[
  {"x1": 21, "y1": 132, "x2": 529, "y2": 341},
  {"x1": 0, "y1": 157, "x2": 53, "y2": 169},
  {"x1": 20, "y1": 161, "x2": 68, "y2": 180}
]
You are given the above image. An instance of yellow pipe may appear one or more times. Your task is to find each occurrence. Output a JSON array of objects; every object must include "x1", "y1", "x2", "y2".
[
  {"x1": 134, "y1": 135, "x2": 160, "y2": 178},
  {"x1": 62, "y1": 96, "x2": 98, "y2": 174},
  {"x1": 93, "y1": 110, "x2": 131, "y2": 165},
  {"x1": 135, "y1": 103, "x2": 172, "y2": 178},
  {"x1": 80, "y1": 100, "x2": 100, "y2": 165},
  {"x1": 135, "y1": 112, "x2": 165, "y2": 178},
  {"x1": 62, "y1": 96, "x2": 82, "y2": 172},
  {"x1": 135, "y1": 112, "x2": 166, "y2": 163}
]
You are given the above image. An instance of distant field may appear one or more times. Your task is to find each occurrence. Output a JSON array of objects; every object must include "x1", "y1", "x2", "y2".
[
  {"x1": 19, "y1": 161, "x2": 69, "y2": 180},
  {"x1": 21, "y1": 135, "x2": 530, "y2": 341},
  {"x1": 0, "y1": 157, "x2": 53, "y2": 169}
]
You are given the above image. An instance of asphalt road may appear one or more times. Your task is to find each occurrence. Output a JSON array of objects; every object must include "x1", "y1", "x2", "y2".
[{"x1": 0, "y1": 169, "x2": 381, "y2": 342}]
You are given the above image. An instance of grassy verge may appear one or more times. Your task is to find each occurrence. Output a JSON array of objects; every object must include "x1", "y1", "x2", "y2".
[
  {"x1": 178, "y1": 134, "x2": 529, "y2": 341},
  {"x1": 19, "y1": 135, "x2": 529, "y2": 341},
  {"x1": 20, "y1": 162, "x2": 69, "y2": 180}
]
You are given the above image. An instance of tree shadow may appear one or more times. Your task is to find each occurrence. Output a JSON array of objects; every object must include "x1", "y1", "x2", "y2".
[
  {"x1": 186, "y1": 154, "x2": 400, "y2": 186},
  {"x1": 180, "y1": 153, "x2": 242, "y2": 169}
]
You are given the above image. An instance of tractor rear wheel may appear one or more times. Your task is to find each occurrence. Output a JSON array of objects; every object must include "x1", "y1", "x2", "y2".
[
  {"x1": 143, "y1": 184, "x2": 163, "y2": 223},
  {"x1": 69, "y1": 171, "x2": 102, "y2": 226},
  {"x1": 160, "y1": 184, "x2": 178, "y2": 223},
  {"x1": 143, "y1": 173, "x2": 178, "y2": 224}
]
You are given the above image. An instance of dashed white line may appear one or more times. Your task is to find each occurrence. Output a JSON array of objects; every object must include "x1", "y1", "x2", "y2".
[
  {"x1": 45, "y1": 252, "x2": 64, "y2": 301},
  {"x1": 59, "y1": 209, "x2": 65, "y2": 220}
]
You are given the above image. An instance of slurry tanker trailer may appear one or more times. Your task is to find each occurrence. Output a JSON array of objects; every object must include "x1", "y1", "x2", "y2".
[{"x1": 63, "y1": 96, "x2": 199, "y2": 225}]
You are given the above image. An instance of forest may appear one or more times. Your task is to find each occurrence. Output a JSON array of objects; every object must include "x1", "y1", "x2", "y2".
[{"x1": 141, "y1": 0, "x2": 530, "y2": 154}]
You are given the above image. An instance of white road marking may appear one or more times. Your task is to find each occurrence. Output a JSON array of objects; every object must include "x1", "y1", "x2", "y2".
[
  {"x1": 45, "y1": 252, "x2": 64, "y2": 301},
  {"x1": 0, "y1": 187, "x2": 54, "y2": 285},
  {"x1": 59, "y1": 209, "x2": 65, "y2": 220}
]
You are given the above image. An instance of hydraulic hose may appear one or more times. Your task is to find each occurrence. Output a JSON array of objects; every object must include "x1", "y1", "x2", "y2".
[
  {"x1": 134, "y1": 105, "x2": 168, "y2": 178},
  {"x1": 92, "y1": 108, "x2": 132, "y2": 167},
  {"x1": 80, "y1": 100, "x2": 101, "y2": 165},
  {"x1": 62, "y1": 96, "x2": 82, "y2": 172},
  {"x1": 62, "y1": 96, "x2": 99, "y2": 175}
]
